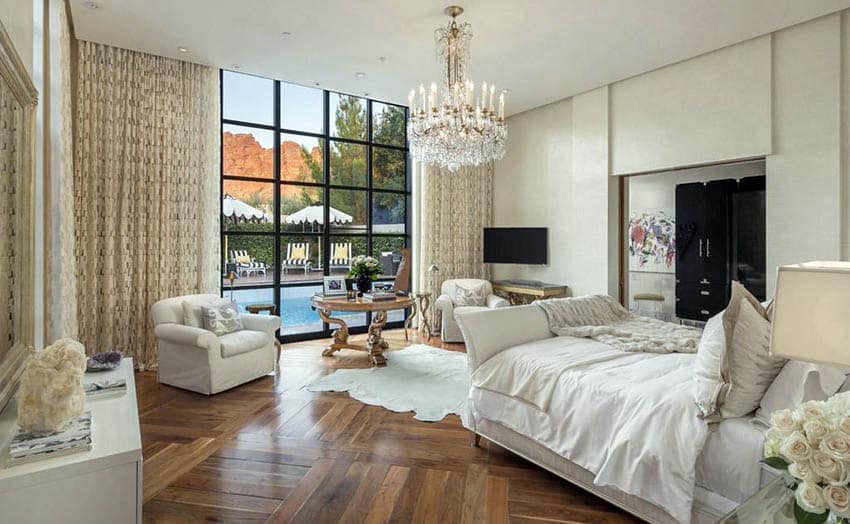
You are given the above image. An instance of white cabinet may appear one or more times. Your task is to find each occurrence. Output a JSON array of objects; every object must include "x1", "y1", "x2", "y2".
[{"x1": 0, "y1": 358, "x2": 142, "y2": 523}]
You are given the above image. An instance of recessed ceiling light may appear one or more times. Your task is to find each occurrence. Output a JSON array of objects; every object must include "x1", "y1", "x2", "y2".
[
  {"x1": 313, "y1": 82, "x2": 321, "y2": 86},
  {"x1": 177, "y1": 47, "x2": 188, "y2": 53},
  {"x1": 83, "y1": 1, "x2": 100, "y2": 9},
  {"x1": 231, "y1": 64, "x2": 241, "y2": 70},
  {"x1": 281, "y1": 31, "x2": 292, "y2": 37},
  {"x1": 355, "y1": 72, "x2": 366, "y2": 78},
  {"x1": 364, "y1": 92, "x2": 371, "y2": 97},
  {"x1": 377, "y1": 56, "x2": 387, "y2": 63}
]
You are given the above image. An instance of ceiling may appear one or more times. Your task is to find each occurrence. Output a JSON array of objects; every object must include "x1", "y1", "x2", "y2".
[{"x1": 70, "y1": 0, "x2": 850, "y2": 116}]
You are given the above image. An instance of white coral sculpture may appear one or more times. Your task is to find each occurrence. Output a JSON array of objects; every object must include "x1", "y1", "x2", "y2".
[{"x1": 16, "y1": 338, "x2": 87, "y2": 433}]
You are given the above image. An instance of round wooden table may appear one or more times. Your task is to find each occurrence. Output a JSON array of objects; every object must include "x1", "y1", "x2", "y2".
[{"x1": 311, "y1": 295, "x2": 415, "y2": 366}]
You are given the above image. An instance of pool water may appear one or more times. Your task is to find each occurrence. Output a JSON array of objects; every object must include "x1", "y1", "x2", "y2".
[{"x1": 231, "y1": 286, "x2": 403, "y2": 336}]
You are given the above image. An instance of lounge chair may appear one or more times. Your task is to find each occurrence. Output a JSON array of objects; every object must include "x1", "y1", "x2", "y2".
[
  {"x1": 329, "y1": 242, "x2": 352, "y2": 272},
  {"x1": 230, "y1": 250, "x2": 267, "y2": 277},
  {"x1": 282, "y1": 242, "x2": 311, "y2": 274}
]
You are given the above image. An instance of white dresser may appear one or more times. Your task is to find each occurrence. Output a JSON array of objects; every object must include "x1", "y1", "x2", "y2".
[{"x1": 0, "y1": 358, "x2": 142, "y2": 523}]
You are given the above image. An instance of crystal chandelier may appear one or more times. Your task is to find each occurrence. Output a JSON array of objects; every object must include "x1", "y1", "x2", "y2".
[{"x1": 407, "y1": 6, "x2": 507, "y2": 172}]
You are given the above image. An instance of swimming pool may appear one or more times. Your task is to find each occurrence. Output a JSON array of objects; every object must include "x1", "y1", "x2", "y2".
[{"x1": 230, "y1": 286, "x2": 403, "y2": 336}]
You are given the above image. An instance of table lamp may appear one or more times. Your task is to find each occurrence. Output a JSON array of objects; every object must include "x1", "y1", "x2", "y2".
[{"x1": 770, "y1": 261, "x2": 850, "y2": 366}]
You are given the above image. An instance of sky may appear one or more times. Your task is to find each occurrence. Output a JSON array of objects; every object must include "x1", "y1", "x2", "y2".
[{"x1": 223, "y1": 70, "x2": 400, "y2": 150}]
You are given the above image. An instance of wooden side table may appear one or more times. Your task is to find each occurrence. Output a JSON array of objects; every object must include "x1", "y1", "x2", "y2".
[
  {"x1": 409, "y1": 292, "x2": 433, "y2": 342},
  {"x1": 244, "y1": 303, "x2": 281, "y2": 363},
  {"x1": 492, "y1": 280, "x2": 569, "y2": 305}
]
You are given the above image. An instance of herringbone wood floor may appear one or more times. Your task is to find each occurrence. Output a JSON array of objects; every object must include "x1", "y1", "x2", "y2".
[{"x1": 137, "y1": 329, "x2": 642, "y2": 523}]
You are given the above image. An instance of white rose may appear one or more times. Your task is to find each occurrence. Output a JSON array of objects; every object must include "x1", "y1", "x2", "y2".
[
  {"x1": 803, "y1": 418, "x2": 832, "y2": 447},
  {"x1": 800, "y1": 401, "x2": 829, "y2": 420},
  {"x1": 811, "y1": 450, "x2": 848, "y2": 485},
  {"x1": 771, "y1": 409, "x2": 801, "y2": 436},
  {"x1": 825, "y1": 485, "x2": 850, "y2": 518},
  {"x1": 764, "y1": 435, "x2": 782, "y2": 459},
  {"x1": 781, "y1": 431, "x2": 814, "y2": 463},
  {"x1": 821, "y1": 432, "x2": 850, "y2": 462},
  {"x1": 796, "y1": 482, "x2": 828, "y2": 514},
  {"x1": 838, "y1": 417, "x2": 850, "y2": 437},
  {"x1": 789, "y1": 460, "x2": 822, "y2": 484}
]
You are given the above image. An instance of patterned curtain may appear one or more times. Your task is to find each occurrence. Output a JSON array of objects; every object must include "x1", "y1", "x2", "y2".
[
  {"x1": 46, "y1": 0, "x2": 78, "y2": 342},
  {"x1": 74, "y1": 41, "x2": 219, "y2": 369},
  {"x1": 417, "y1": 163, "x2": 494, "y2": 327}
]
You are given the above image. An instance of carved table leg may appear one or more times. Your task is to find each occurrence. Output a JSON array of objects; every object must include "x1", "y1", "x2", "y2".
[
  {"x1": 403, "y1": 301, "x2": 417, "y2": 341},
  {"x1": 418, "y1": 294, "x2": 432, "y2": 342},
  {"x1": 317, "y1": 308, "x2": 351, "y2": 357},
  {"x1": 367, "y1": 310, "x2": 389, "y2": 366}
]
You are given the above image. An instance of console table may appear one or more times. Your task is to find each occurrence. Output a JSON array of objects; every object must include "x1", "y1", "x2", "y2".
[
  {"x1": 0, "y1": 358, "x2": 142, "y2": 523},
  {"x1": 492, "y1": 280, "x2": 569, "y2": 305}
]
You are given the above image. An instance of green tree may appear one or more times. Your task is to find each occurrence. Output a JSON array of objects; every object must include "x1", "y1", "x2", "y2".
[{"x1": 329, "y1": 95, "x2": 368, "y2": 223}]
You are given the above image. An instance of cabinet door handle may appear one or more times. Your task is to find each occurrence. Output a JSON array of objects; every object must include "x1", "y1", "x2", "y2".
[
  {"x1": 700, "y1": 290, "x2": 710, "y2": 296},
  {"x1": 699, "y1": 239, "x2": 703, "y2": 258},
  {"x1": 706, "y1": 238, "x2": 711, "y2": 258}
]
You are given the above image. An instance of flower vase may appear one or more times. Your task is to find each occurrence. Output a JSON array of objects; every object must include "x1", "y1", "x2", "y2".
[{"x1": 356, "y1": 277, "x2": 372, "y2": 295}]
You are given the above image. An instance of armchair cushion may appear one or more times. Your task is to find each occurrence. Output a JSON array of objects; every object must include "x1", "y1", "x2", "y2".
[{"x1": 219, "y1": 330, "x2": 269, "y2": 358}]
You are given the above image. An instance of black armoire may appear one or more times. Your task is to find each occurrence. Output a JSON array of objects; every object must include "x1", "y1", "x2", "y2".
[{"x1": 675, "y1": 176, "x2": 765, "y2": 321}]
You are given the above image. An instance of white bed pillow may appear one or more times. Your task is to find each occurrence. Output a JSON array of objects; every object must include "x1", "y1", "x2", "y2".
[
  {"x1": 182, "y1": 297, "x2": 229, "y2": 327},
  {"x1": 754, "y1": 361, "x2": 848, "y2": 425},
  {"x1": 694, "y1": 282, "x2": 786, "y2": 420}
]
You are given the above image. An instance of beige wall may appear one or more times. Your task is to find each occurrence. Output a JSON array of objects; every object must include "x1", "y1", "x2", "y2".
[
  {"x1": 495, "y1": 10, "x2": 850, "y2": 300},
  {"x1": 0, "y1": 0, "x2": 33, "y2": 75},
  {"x1": 610, "y1": 35, "x2": 772, "y2": 175}
]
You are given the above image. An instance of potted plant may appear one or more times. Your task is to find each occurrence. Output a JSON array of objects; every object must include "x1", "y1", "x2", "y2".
[
  {"x1": 348, "y1": 255, "x2": 381, "y2": 294},
  {"x1": 763, "y1": 393, "x2": 850, "y2": 523}
]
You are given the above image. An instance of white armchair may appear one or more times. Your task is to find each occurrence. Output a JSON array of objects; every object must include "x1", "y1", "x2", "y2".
[
  {"x1": 151, "y1": 294, "x2": 281, "y2": 395},
  {"x1": 435, "y1": 279, "x2": 510, "y2": 343}
]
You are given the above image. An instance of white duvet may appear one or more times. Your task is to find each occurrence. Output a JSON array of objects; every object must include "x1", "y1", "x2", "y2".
[{"x1": 471, "y1": 336, "x2": 710, "y2": 524}]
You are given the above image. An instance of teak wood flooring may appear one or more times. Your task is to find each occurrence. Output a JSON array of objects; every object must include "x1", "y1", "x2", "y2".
[{"x1": 136, "y1": 329, "x2": 642, "y2": 523}]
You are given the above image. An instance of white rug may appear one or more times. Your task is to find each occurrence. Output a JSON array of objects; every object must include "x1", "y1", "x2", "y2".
[{"x1": 306, "y1": 344, "x2": 469, "y2": 423}]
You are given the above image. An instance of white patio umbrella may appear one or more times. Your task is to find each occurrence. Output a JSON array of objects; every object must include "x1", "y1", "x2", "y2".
[
  {"x1": 284, "y1": 202, "x2": 353, "y2": 226},
  {"x1": 222, "y1": 194, "x2": 269, "y2": 222}
]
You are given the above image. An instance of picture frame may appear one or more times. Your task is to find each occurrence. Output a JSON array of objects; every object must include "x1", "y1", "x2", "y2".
[{"x1": 323, "y1": 276, "x2": 347, "y2": 296}]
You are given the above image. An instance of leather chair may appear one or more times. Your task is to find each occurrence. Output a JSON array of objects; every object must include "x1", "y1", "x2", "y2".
[
  {"x1": 435, "y1": 279, "x2": 509, "y2": 343},
  {"x1": 151, "y1": 294, "x2": 280, "y2": 395}
]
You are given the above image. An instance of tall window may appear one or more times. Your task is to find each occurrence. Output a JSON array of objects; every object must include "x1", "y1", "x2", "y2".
[{"x1": 221, "y1": 70, "x2": 409, "y2": 340}]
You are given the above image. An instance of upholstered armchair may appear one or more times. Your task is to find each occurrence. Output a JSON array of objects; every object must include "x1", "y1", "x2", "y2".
[
  {"x1": 435, "y1": 279, "x2": 510, "y2": 343},
  {"x1": 151, "y1": 294, "x2": 280, "y2": 395}
]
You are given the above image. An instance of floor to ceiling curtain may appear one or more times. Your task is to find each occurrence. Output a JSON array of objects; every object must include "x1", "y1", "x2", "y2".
[
  {"x1": 74, "y1": 41, "x2": 219, "y2": 369},
  {"x1": 415, "y1": 162, "x2": 494, "y2": 328}
]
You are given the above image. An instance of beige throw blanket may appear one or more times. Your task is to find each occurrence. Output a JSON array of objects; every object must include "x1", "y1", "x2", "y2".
[{"x1": 536, "y1": 295, "x2": 702, "y2": 354}]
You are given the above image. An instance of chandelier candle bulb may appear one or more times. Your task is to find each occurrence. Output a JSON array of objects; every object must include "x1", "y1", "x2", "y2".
[
  {"x1": 489, "y1": 85, "x2": 495, "y2": 112},
  {"x1": 499, "y1": 92, "x2": 504, "y2": 119}
]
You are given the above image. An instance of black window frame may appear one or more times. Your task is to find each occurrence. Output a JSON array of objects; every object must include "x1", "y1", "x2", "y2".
[{"x1": 220, "y1": 70, "x2": 410, "y2": 342}]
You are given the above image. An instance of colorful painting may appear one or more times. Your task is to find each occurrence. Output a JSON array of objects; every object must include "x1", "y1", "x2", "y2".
[{"x1": 629, "y1": 211, "x2": 675, "y2": 273}]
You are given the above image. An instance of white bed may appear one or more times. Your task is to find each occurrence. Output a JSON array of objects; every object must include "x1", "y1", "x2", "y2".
[{"x1": 457, "y1": 303, "x2": 775, "y2": 524}]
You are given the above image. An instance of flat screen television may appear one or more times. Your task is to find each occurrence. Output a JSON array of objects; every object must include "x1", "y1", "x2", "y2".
[{"x1": 483, "y1": 227, "x2": 547, "y2": 264}]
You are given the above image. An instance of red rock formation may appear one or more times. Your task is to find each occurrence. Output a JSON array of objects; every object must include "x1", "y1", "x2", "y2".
[{"x1": 222, "y1": 131, "x2": 323, "y2": 203}]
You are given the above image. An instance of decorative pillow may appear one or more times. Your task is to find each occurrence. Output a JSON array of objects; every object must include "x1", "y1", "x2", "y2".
[
  {"x1": 693, "y1": 282, "x2": 786, "y2": 420},
  {"x1": 754, "y1": 361, "x2": 848, "y2": 425},
  {"x1": 536, "y1": 294, "x2": 629, "y2": 327},
  {"x1": 201, "y1": 301, "x2": 243, "y2": 336},
  {"x1": 182, "y1": 297, "x2": 229, "y2": 328},
  {"x1": 454, "y1": 284, "x2": 487, "y2": 306}
]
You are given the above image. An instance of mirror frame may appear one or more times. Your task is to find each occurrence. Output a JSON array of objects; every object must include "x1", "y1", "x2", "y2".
[{"x1": 0, "y1": 20, "x2": 38, "y2": 413}]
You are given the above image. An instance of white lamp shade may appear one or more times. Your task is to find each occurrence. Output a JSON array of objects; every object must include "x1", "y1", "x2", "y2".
[{"x1": 770, "y1": 261, "x2": 850, "y2": 367}]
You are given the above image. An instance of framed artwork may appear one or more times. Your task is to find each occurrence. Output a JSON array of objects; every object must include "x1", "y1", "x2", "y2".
[
  {"x1": 323, "y1": 276, "x2": 347, "y2": 296},
  {"x1": 628, "y1": 211, "x2": 676, "y2": 273}
]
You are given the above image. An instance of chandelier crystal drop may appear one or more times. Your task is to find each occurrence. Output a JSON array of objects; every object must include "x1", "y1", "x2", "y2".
[{"x1": 407, "y1": 6, "x2": 507, "y2": 172}]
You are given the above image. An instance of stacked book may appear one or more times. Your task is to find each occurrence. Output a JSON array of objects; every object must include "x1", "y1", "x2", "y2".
[
  {"x1": 7, "y1": 412, "x2": 92, "y2": 466},
  {"x1": 84, "y1": 378, "x2": 127, "y2": 399},
  {"x1": 362, "y1": 291, "x2": 396, "y2": 302}
]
